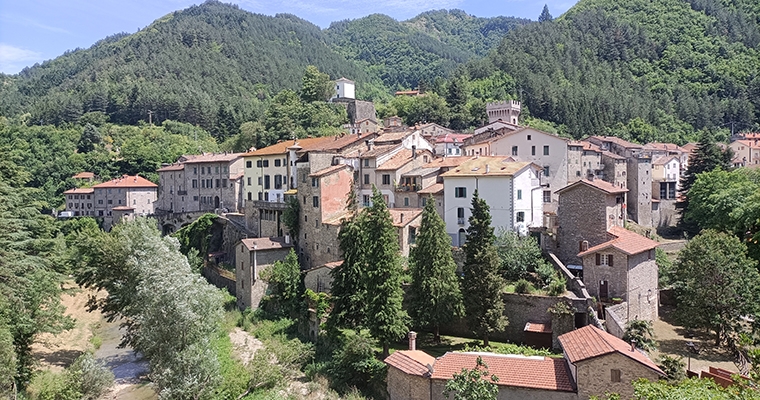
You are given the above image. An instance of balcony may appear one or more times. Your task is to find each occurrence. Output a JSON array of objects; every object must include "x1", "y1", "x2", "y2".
[{"x1": 394, "y1": 183, "x2": 421, "y2": 192}]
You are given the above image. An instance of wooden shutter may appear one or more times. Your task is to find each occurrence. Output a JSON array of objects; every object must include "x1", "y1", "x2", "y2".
[
  {"x1": 595, "y1": 253, "x2": 601, "y2": 265},
  {"x1": 608, "y1": 255, "x2": 614, "y2": 267}
]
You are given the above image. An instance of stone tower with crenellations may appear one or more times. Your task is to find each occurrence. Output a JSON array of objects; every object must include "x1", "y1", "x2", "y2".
[{"x1": 486, "y1": 100, "x2": 521, "y2": 124}]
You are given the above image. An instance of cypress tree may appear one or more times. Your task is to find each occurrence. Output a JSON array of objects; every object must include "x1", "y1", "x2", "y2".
[
  {"x1": 363, "y1": 187, "x2": 409, "y2": 357},
  {"x1": 409, "y1": 197, "x2": 464, "y2": 343},
  {"x1": 462, "y1": 191, "x2": 507, "y2": 346},
  {"x1": 538, "y1": 5, "x2": 553, "y2": 22},
  {"x1": 328, "y1": 184, "x2": 367, "y2": 330}
]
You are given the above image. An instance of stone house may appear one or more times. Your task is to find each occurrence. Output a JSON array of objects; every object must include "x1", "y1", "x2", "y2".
[
  {"x1": 235, "y1": 237, "x2": 293, "y2": 310},
  {"x1": 388, "y1": 208, "x2": 422, "y2": 257},
  {"x1": 155, "y1": 153, "x2": 245, "y2": 215},
  {"x1": 304, "y1": 261, "x2": 341, "y2": 293},
  {"x1": 441, "y1": 157, "x2": 543, "y2": 246},
  {"x1": 556, "y1": 179, "x2": 627, "y2": 268},
  {"x1": 578, "y1": 226, "x2": 659, "y2": 323},
  {"x1": 386, "y1": 325, "x2": 664, "y2": 400},
  {"x1": 63, "y1": 187, "x2": 95, "y2": 216},
  {"x1": 92, "y1": 175, "x2": 158, "y2": 231}
]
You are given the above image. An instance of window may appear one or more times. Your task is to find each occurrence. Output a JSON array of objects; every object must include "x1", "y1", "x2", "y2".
[
  {"x1": 516, "y1": 211, "x2": 525, "y2": 222},
  {"x1": 193, "y1": 196, "x2": 199, "y2": 201},
  {"x1": 263, "y1": 160, "x2": 269, "y2": 167},
  {"x1": 222, "y1": 179, "x2": 228, "y2": 188},
  {"x1": 455, "y1": 187, "x2": 467, "y2": 198},
  {"x1": 531, "y1": 146, "x2": 536, "y2": 156},
  {"x1": 576, "y1": 170, "x2": 581, "y2": 177},
  {"x1": 215, "y1": 166, "x2": 219, "y2": 173},
  {"x1": 98, "y1": 199, "x2": 103, "y2": 205},
  {"x1": 543, "y1": 166, "x2": 550, "y2": 177},
  {"x1": 527, "y1": 135, "x2": 532, "y2": 140},
  {"x1": 543, "y1": 145, "x2": 550, "y2": 156},
  {"x1": 409, "y1": 227, "x2": 417, "y2": 245},
  {"x1": 258, "y1": 177, "x2": 262, "y2": 185},
  {"x1": 517, "y1": 189, "x2": 522, "y2": 200},
  {"x1": 382, "y1": 174, "x2": 391, "y2": 185},
  {"x1": 193, "y1": 167, "x2": 197, "y2": 174},
  {"x1": 363, "y1": 195, "x2": 371, "y2": 207},
  {"x1": 264, "y1": 175, "x2": 270, "y2": 189},
  {"x1": 215, "y1": 179, "x2": 220, "y2": 188},
  {"x1": 256, "y1": 160, "x2": 262, "y2": 168},
  {"x1": 312, "y1": 196, "x2": 319, "y2": 207},
  {"x1": 543, "y1": 190, "x2": 551, "y2": 203},
  {"x1": 275, "y1": 159, "x2": 281, "y2": 167},
  {"x1": 596, "y1": 254, "x2": 614, "y2": 267},
  {"x1": 363, "y1": 174, "x2": 370, "y2": 185},
  {"x1": 303, "y1": 196, "x2": 307, "y2": 204},
  {"x1": 422, "y1": 197, "x2": 427, "y2": 206},
  {"x1": 107, "y1": 200, "x2": 113, "y2": 204},
  {"x1": 247, "y1": 192, "x2": 252, "y2": 200},
  {"x1": 246, "y1": 161, "x2": 252, "y2": 168},
  {"x1": 312, "y1": 178, "x2": 319, "y2": 187},
  {"x1": 404, "y1": 197, "x2": 409, "y2": 206},
  {"x1": 511, "y1": 145, "x2": 518, "y2": 156},
  {"x1": 364, "y1": 159, "x2": 369, "y2": 167},
  {"x1": 611, "y1": 369, "x2": 621, "y2": 383},
  {"x1": 275, "y1": 175, "x2": 283, "y2": 189},
  {"x1": 457, "y1": 207, "x2": 465, "y2": 218}
]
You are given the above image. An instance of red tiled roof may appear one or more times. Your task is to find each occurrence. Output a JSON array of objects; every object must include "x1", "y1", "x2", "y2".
[
  {"x1": 588, "y1": 136, "x2": 642, "y2": 149},
  {"x1": 643, "y1": 142, "x2": 687, "y2": 153},
  {"x1": 376, "y1": 149, "x2": 426, "y2": 171},
  {"x1": 556, "y1": 179, "x2": 628, "y2": 195},
  {"x1": 112, "y1": 206, "x2": 135, "y2": 211},
  {"x1": 441, "y1": 158, "x2": 534, "y2": 177},
  {"x1": 681, "y1": 143, "x2": 698, "y2": 154},
  {"x1": 423, "y1": 156, "x2": 471, "y2": 168},
  {"x1": 569, "y1": 140, "x2": 601, "y2": 152},
  {"x1": 93, "y1": 175, "x2": 157, "y2": 188},
  {"x1": 157, "y1": 164, "x2": 185, "y2": 172},
  {"x1": 388, "y1": 209, "x2": 423, "y2": 227},
  {"x1": 239, "y1": 237, "x2": 293, "y2": 251},
  {"x1": 310, "y1": 164, "x2": 349, "y2": 178},
  {"x1": 385, "y1": 350, "x2": 436, "y2": 376},
  {"x1": 242, "y1": 137, "x2": 335, "y2": 156},
  {"x1": 179, "y1": 153, "x2": 243, "y2": 163},
  {"x1": 418, "y1": 183, "x2": 443, "y2": 195},
  {"x1": 559, "y1": 325, "x2": 664, "y2": 376},
  {"x1": 578, "y1": 226, "x2": 659, "y2": 257},
  {"x1": 652, "y1": 155, "x2": 678, "y2": 166},
  {"x1": 63, "y1": 187, "x2": 94, "y2": 194},
  {"x1": 525, "y1": 322, "x2": 552, "y2": 334},
  {"x1": 432, "y1": 133, "x2": 472, "y2": 144},
  {"x1": 431, "y1": 352, "x2": 575, "y2": 392},
  {"x1": 309, "y1": 133, "x2": 378, "y2": 152}
]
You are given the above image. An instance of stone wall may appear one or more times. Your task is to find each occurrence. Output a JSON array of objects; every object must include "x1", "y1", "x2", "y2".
[
  {"x1": 557, "y1": 186, "x2": 610, "y2": 266},
  {"x1": 575, "y1": 351, "x2": 660, "y2": 400},
  {"x1": 201, "y1": 265, "x2": 236, "y2": 296},
  {"x1": 657, "y1": 199, "x2": 678, "y2": 227},
  {"x1": 605, "y1": 302, "x2": 627, "y2": 339},
  {"x1": 627, "y1": 157, "x2": 653, "y2": 227},
  {"x1": 387, "y1": 367, "x2": 430, "y2": 400},
  {"x1": 304, "y1": 266, "x2": 334, "y2": 293},
  {"x1": 430, "y1": 380, "x2": 577, "y2": 400},
  {"x1": 626, "y1": 252, "x2": 658, "y2": 321}
]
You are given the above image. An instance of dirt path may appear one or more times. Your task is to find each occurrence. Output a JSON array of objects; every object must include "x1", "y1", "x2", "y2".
[{"x1": 651, "y1": 306, "x2": 739, "y2": 374}]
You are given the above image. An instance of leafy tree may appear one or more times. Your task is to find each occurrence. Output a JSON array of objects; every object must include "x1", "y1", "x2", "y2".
[
  {"x1": 657, "y1": 355, "x2": 685, "y2": 382},
  {"x1": 174, "y1": 213, "x2": 218, "y2": 261},
  {"x1": 494, "y1": 229, "x2": 550, "y2": 281},
  {"x1": 362, "y1": 188, "x2": 409, "y2": 357},
  {"x1": 462, "y1": 191, "x2": 507, "y2": 346},
  {"x1": 77, "y1": 123, "x2": 102, "y2": 153},
  {"x1": 671, "y1": 230, "x2": 760, "y2": 345},
  {"x1": 409, "y1": 197, "x2": 464, "y2": 343},
  {"x1": 631, "y1": 376, "x2": 760, "y2": 399},
  {"x1": 328, "y1": 331, "x2": 387, "y2": 398},
  {"x1": 329, "y1": 185, "x2": 367, "y2": 330},
  {"x1": 623, "y1": 319, "x2": 657, "y2": 351},
  {"x1": 301, "y1": 65, "x2": 333, "y2": 103},
  {"x1": 261, "y1": 249, "x2": 303, "y2": 317},
  {"x1": 538, "y1": 5, "x2": 553, "y2": 22},
  {"x1": 0, "y1": 317, "x2": 16, "y2": 397},
  {"x1": 444, "y1": 356, "x2": 499, "y2": 400}
]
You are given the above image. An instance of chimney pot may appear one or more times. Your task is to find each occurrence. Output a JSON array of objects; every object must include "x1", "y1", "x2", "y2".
[{"x1": 408, "y1": 331, "x2": 417, "y2": 351}]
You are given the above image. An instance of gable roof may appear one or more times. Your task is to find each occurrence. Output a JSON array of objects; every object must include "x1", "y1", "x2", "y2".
[
  {"x1": 430, "y1": 352, "x2": 575, "y2": 392},
  {"x1": 385, "y1": 350, "x2": 436, "y2": 377},
  {"x1": 178, "y1": 153, "x2": 243, "y2": 163},
  {"x1": 388, "y1": 209, "x2": 423, "y2": 227},
  {"x1": 243, "y1": 137, "x2": 335, "y2": 157},
  {"x1": 643, "y1": 142, "x2": 687, "y2": 153},
  {"x1": 376, "y1": 149, "x2": 425, "y2": 171},
  {"x1": 64, "y1": 187, "x2": 95, "y2": 194},
  {"x1": 72, "y1": 172, "x2": 95, "y2": 179},
  {"x1": 577, "y1": 226, "x2": 659, "y2": 257},
  {"x1": 418, "y1": 183, "x2": 444, "y2": 195},
  {"x1": 310, "y1": 164, "x2": 349, "y2": 178},
  {"x1": 423, "y1": 156, "x2": 471, "y2": 169},
  {"x1": 588, "y1": 136, "x2": 642, "y2": 149},
  {"x1": 94, "y1": 175, "x2": 157, "y2": 189},
  {"x1": 441, "y1": 158, "x2": 535, "y2": 178},
  {"x1": 556, "y1": 179, "x2": 628, "y2": 195},
  {"x1": 157, "y1": 163, "x2": 185, "y2": 172},
  {"x1": 239, "y1": 237, "x2": 293, "y2": 251},
  {"x1": 653, "y1": 155, "x2": 679, "y2": 166},
  {"x1": 559, "y1": 325, "x2": 664, "y2": 376}
]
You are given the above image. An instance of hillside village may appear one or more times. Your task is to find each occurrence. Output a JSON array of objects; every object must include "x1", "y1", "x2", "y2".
[{"x1": 55, "y1": 78, "x2": 760, "y2": 399}]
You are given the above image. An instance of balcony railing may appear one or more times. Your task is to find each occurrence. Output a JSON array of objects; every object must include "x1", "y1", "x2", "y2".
[{"x1": 394, "y1": 183, "x2": 421, "y2": 192}]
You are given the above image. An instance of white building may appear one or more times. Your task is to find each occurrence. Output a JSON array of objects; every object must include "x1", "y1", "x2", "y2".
[
  {"x1": 441, "y1": 157, "x2": 542, "y2": 246},
  {"x1": 332, "y1": 77, "x2": 355, "y2": 100}
]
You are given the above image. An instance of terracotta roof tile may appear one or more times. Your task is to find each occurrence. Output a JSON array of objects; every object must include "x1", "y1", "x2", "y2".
[
  {"x1": 578, "y1": 226, "x2": 659, "y2": 257},
  {"x1": 239, "y1": 237, "x2": 293, "y2": 251},
  {"x1": 385, "y1": 350, "x2": 436, "y2": 377},
  {"x1": 559, "y1": 326, "x2": 664, "y2": 376},
  {"x1": 431, "y1": 352, "x2": 574, "y2": 392},
  {"x1": 588, "y1": 136, "x2": 642, "y2": 149},
  {"x1": 441, "y1": 158, "x2": 534, "y2": 178},
  {"x1": 242, "y1": 137, "x2": 335, "y2": 156},
  {"x1": 93, "y1": 175, "x2": 157, "y2": 189},
  {"x1": 157, "y1": 164, "x2": 185, "y2": 172},
  {"x1": 388, "y1": 209, "x2": 423, "y2": 227},
  {"x1": 310, "y1": 164, "x2": 349, "y2": 178},
  {"x1": 643, "y1": 142, "x2": 687, "y2": 153},
  {"x1": 556, "y1": 179, "x2": 628, "y2": 195},
  {"x1": 308, "y1": 133, "x2": 379, "y2": 153},
  {"x1": 653, "y1": 155, "x2": 678, "y2": 166},
  {"x1": 525, "y1": 322, "x2": 552, "y2": 334},
  {"x1": 423, "y1": 156, "x2": 471, "y2": 168},
  {"x1": 418, "y1": 183, "x2": 443, "y2": 195},
  {"x1": 376, "y1": 149, "x2": 428, "y2": 171},
  {"x1": 178, "y1": 153, "x2": 243, "y2": 163},
  {"x1": 72, "y1": 172, "x2": 95, "y2": 179},
  {"x1": 63, "y1": 188, "x2": 94, "y2": 194},
  {"x1": 432, "y1": 133, "x2": 472, "y2": 144}
]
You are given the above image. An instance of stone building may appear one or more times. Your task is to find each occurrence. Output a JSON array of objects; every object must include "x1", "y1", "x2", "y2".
[
  {"x1": 556, "y1": 179, "x2": 627, "y2": 267},
  {"x1": 578, "y1": 226, "x2": 659, "y2": 323},
  {"x1": 486, "y1": 100, "x2": 521, "y2": 124},
  {"x1": 63, "y1": 187, "x2": 95, "y2": 216},
  {"x1": 235, "y1": 237, "x2": 293, "y2": 310},
  {"x1": 155, "y1": 153, "x2": 245, "y2": 215},
  {"x1": 92, "y1": 175, "x2": 158, "y2": 231},
  {"x1": 304, "y1": 261, "x2": 341, "y2": 293},
  {"x1": 386, "y1": 325, "x2": 664, "y2": 400}
]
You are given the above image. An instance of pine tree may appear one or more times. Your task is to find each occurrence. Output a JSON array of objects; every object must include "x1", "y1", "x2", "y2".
[
  {"x1": 538, "y1": 5, "x2": 553, "y2": 22},
  {"x1": 462, "y1": 191, "x2": 507, "y2": 346},
  {"x1": 409, "y1": 197, "x2": 464, "y2": 343},
  {"x1": 363, "y1": 187, "x2": 410, "y2": 357},
  {"x1": 329, "y1": 184, "x2": 367, "y2": 330}
]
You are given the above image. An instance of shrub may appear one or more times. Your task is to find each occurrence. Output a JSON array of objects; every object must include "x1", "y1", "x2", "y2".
[
  {"x1": 658, "y1": 355, "x2": 686, "y2": 381},
  {"x1": 623, "y1": 319, "x2": 657, "y2": 351},
  {"x1": 535, "y1": 263, "x2": 556, "y2": 287},
  {"x1": 514, "y1": 279, "x2": 534, "y2": 294},
  {"x1": 328, "y1": 331, "x2": 387, "y2": 397},
  {"x1": 546, "y1": 275, "x2": 567, "y2": 296},
  {"x1": 28, "y1": 353, "x2": 113, "y2": 400}
]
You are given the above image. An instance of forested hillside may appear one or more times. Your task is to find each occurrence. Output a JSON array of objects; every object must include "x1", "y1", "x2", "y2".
[{"x1": 479, "y1": 0, "x2": 760, "y2": 142}]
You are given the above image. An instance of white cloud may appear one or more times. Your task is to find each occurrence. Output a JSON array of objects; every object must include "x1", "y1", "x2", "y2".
[{"x1": 0, "y1": 44, "x2": 43, "y2": 74}]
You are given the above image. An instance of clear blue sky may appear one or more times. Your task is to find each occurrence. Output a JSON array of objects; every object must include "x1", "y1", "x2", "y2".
[{"x1": 0, "y1": 0, "x2": 577, "y2": 74}]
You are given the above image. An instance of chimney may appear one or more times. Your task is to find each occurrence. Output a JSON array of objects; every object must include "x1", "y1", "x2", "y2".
[
  {"x1": 366, "y1": 139, "x2": 372, "y2": 151},
  {"x1": 485, "y1": 164, "x2": 490, "y2": 174},
  {"x1": 630, "y1": 339, "x2": 637, "y2": 352},
  {"x1": 412, "y1": 145, "x2": 417, "y2": 159},
  {"x1": 285, "y1": 234, "x2": 291, "y2": 244},
  {"x1": 408, "y1": 331, "x2": 417, "y2": 350},
  {"x1": 400, "y1": 213, "x2": 404, "y2": 223}
]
